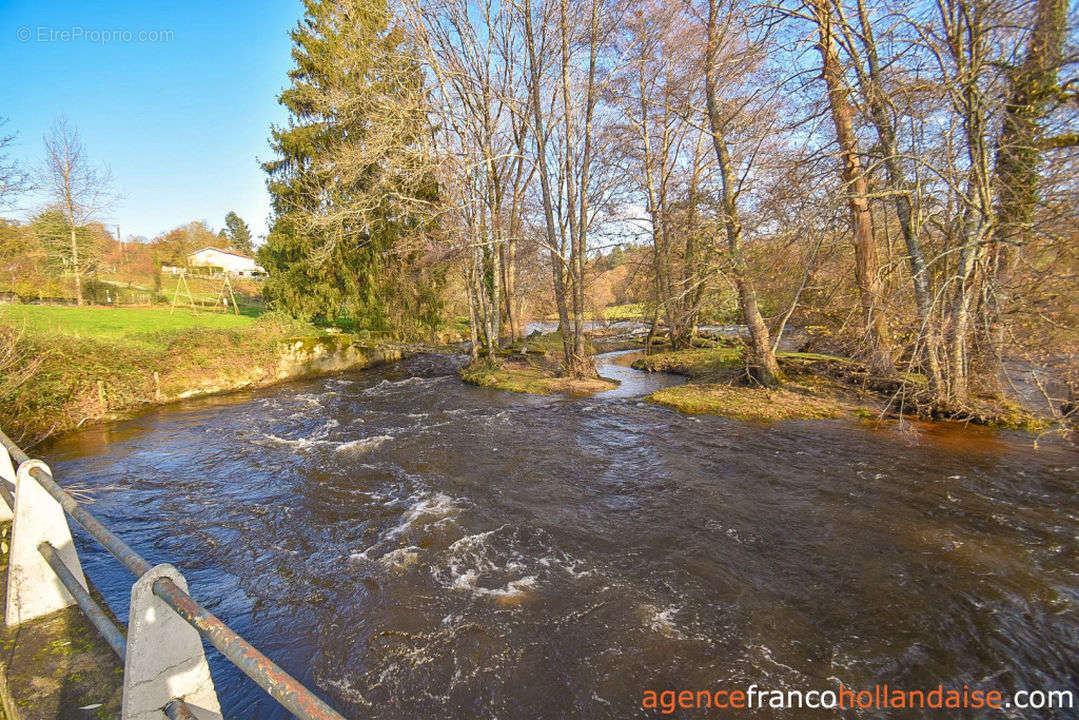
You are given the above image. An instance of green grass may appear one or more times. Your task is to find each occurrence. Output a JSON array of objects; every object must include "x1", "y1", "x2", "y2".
[
  {"x1": 0, "y1": 305, "x2": 257, "y2": 345},
  {"x1": 601, "y1": 303, "x2": 647, "y2": 321}
]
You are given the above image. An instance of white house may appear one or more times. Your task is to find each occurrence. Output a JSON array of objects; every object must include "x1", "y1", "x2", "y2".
[{"x1": 187, "y1": 247, "x2": 264, "y2": 277}]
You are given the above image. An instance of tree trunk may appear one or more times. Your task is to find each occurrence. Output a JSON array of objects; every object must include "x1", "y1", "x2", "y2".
[
  {"x1": 70, "y1": 225, "x2": 83, "y2": 306},
  {"x1": 843, "y1": 0, "x2": 944, "y2": 393},
  {"x1": 466, "y1": 267, "x2": 480, "y2": 362},
  {"x1": 941, "y1": 0, "x2": 996, "y2": 406},
  {"x1": 704, "y1": 0, "x2": 780, "y2": 387},
  {"x1": 984, "y1": 0, "x2": 1068, "y2": 386},
  {"x1": 811, "y1": 0, "x2": 893, "y2": 375},
  {"x1": 500, "y1": 240, "x2": 519, "y2": 341},
  {"x1": 521, "y1": 0, "x2": 574, "y2": 369}
]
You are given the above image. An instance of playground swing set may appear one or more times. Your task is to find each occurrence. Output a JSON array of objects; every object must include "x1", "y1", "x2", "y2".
[{"x1": 169, "y1": 268, "x2": 240, "y2": 315}]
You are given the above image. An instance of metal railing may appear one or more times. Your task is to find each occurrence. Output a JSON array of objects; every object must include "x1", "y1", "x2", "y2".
[{"x1": 0, "y1": 428, "x2": 347, "y2": 720}]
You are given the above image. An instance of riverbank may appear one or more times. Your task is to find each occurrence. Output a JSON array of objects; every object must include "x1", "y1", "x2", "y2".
[
  {"x1": 0, "y1": 306, "x2": 405, "y2": 448},
  {"x1": 634, "y1": 345, "x2": 1055, "y2": 430},
  {"x1": 458, "y1": 332, "x2": 618, "y2": 396}
]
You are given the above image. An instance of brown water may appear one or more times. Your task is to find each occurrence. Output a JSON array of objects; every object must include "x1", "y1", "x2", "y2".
[{"x1": 41, "y1": 352, "x2": 1077, "y2": 719}]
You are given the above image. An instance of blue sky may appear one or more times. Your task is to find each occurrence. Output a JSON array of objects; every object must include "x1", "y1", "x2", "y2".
[{"x1": 1, "y1": 0, "x2": 303, "y2": 241}]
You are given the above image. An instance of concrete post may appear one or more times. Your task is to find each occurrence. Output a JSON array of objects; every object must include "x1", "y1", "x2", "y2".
[
  {"x1": 122, "y1": 563, "x2": 222, "y2": 720},
  {"x1": 0, "y1": 444, "x2": 14, "y2": 522},
  {"x1": 5, "y1": 460, "x2": 87, "y2": 625}
]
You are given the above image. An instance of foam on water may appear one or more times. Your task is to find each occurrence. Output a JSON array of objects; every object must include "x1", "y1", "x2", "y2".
[
  {"x1": 361, "y1": 375, "x2": 451, "y2": 397},
  {"x1": 429, "y1": 525, "x2": 592, "y2": 604},
  {"x1": 639, "y1": 603, "x2": 684, "y2": 638},
  {"x1": 351, "y1": 491, "x2": 463, "y2": 563},
  {"x1": 335, "y1": 435, "x2": 394, "y2": 454}
]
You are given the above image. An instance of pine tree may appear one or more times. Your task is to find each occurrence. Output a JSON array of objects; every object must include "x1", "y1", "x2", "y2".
[
  {"x1": 223, "y1": 211, "x2": 253, "y2": 254},
  {"x1": 260, "y1": 0, "x2": 439, "y2": 328}
]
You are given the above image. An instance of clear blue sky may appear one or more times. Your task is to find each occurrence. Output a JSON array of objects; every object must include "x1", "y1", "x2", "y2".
[{"x1": 0, "y1": 0, "x2": 303, "y2": 242}]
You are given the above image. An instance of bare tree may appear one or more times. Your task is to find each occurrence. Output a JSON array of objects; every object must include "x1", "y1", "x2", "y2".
[
  {"x1": 39, "y1": 117, "x2": 113, "y2": 306},
  {"x1": 520, "y1": 0, "x2": 609, "y2": 376},
  {"x1": 405, "y1": 0, "x2": 537, "y2": 350},
  {"x1": 616, "y1": 1, "x2": 716, "y2": 350},
  {"x1": 919, "y1": 0, "x2": 1000, "y2": 404},
  {"x1": 807, "y1": 0, "x2": 894, "y2": 375},
  {"x1": 830, "y1": 0, "x2": 945, "y2": 395},
  {"x1": 703, "y1": 0, "x2": 782, "y2": 386},
  {"x1": 983, "y1": 0, "x2": 1071, "y2": 381},
  {"x1": 0, "y1": 118, "x2": 29, "y2": 209}
]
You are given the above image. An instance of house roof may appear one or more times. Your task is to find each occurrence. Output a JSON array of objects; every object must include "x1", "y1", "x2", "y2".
[{"x1": 190, "y1": 246, "x2": 255, "y2": 261}]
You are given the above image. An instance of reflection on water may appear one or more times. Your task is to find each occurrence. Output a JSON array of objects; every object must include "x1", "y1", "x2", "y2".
[
  {"x1": 41, "y1": 353, "x2": 1078, "y2": 719},
  {"x1": 594, "y1": 350, "x2": 684, "y2": 399}
]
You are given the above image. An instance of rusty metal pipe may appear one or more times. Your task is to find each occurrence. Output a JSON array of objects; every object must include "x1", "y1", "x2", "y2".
[
  {"x1": 37, "y1": 541, "x2": 128, "y2": 661},
  {"x1": 0, "y1": 427, "x2": 24, "y2": 491},
  {"x1": 0, "y1": 482, "x2": 13, "y2": 509},
  {"x1": 163, "y1": 698, "x2": 202, "y2": 720},
  {"x1": 152, "y1": 577, "x2": 347, "y2": 720},
  {"x1": 0, "y1": 427, "x2": 29, "y2": 467},
  {"x1": 27, "y1": 466, "x2": 154, "y2": 577}
]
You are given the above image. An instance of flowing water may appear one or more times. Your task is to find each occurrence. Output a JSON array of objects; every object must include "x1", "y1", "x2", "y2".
[{"x1": 40, "y1": 352, "x2": 1077, "y2": 718}]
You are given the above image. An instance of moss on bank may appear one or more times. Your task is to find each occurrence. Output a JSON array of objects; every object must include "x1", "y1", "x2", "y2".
[
  {"x1": 460, "y1": 358, "x2": 617, "y2": 396},
  {"x1": 0, "y1": 522, "x2": 124, "y2": 718},
  {"x1": 638, "y1": 347, "x2": 871, "y2": 422},
  {"x1": 460, "y1": 334, "x2": 618, "y2": 396},
  {"x1": 632, "y1": 346, "x2": 851, "y2": 379},
  {"x1": 637, "y1": 345, "x2": 1053, "y2": 429},
  {"x1": 649, "y1": 378, "x2": 874, "y2": 423},
  {"x1": 632, "y1": 346, "x2": 743, "y2": 378}
]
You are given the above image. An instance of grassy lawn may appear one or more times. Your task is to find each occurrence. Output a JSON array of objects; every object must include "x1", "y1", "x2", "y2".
[{"x1": 0, "y1": 305, "x2": 257, "y2": 344}]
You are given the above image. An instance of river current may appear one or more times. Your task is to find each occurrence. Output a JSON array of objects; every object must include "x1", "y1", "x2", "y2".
[{"x1": 41, "y1": 352, "x2": 1077, "y2": 718}]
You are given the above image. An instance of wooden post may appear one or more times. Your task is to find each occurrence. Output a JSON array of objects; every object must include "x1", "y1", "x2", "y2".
[
  {"x1": 217, "y1": 274, "x2": 240, "y2": 315},
  {"x1": 170, "y1": 270, "x2": 197, "y2": 315},
  {"x1": 97, "y1": 380, "x2": 107, "y2": 413},
  {"x1": 153, "y1": 371, "x2": 162, "y2": 401}
]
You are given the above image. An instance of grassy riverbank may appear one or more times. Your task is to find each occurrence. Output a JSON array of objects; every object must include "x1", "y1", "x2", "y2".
[
  {"x1": 633, "y1": 346, "x2": 878, "y2": 422},
  {"x1": 0, "y1": 306, "x2": 322, "y2": 447},
  {"x1": 459, "y1": 332, "x2": 618, "y2": 396},
  {"x1": 634, "y1": 345, "x2": 1050, "y2": 429}
]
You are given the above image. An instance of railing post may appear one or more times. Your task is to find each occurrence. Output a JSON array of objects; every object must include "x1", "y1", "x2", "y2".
[
  {"x1": 0, "y1": 443, "x2": 14, "y2": 522},
  {"x1": 123, "y1": 563, "x2": 222, "y2": 720},
  {"x1": 5, "y1": 459, "x2": 87, "y2": 625}
]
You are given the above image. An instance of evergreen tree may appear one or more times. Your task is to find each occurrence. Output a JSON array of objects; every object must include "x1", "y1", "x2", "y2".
[
  {"x1": 260, "y1": 0, "x2": 439, "y2": 328},
  {"x1": 223, "y1": 211, "x2": 253, "y2": 254}
]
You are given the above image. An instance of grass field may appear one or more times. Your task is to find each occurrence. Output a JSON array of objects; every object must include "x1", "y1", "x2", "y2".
[{"x1": 0, "y1": 305, "x2": 257, "y2": 344}]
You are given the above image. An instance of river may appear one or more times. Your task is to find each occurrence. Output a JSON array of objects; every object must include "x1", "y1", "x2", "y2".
[{"x1": 40, "y1": 352, "x2": 1077, "y2": 718}]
